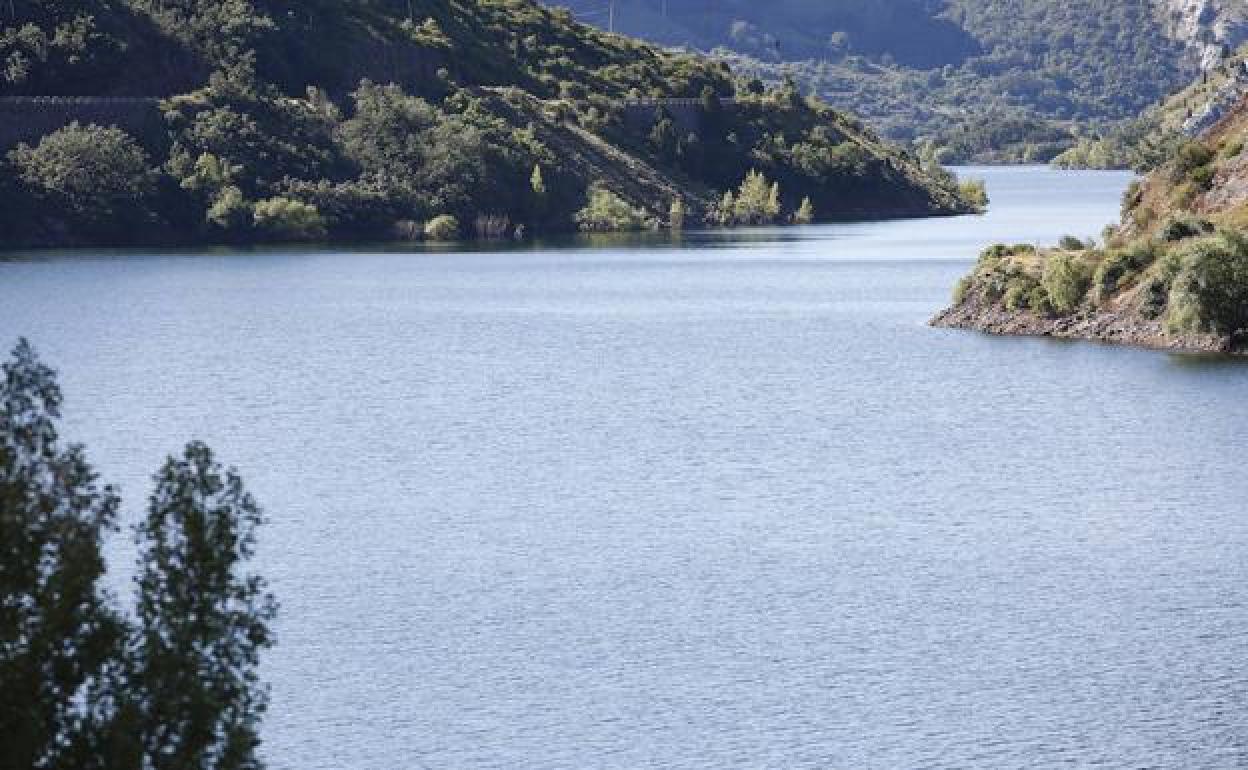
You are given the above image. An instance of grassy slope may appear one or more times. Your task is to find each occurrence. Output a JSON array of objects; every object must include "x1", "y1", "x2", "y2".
[{"x1": 933, "y1": 97, "x2": 1248, "y2": 353}]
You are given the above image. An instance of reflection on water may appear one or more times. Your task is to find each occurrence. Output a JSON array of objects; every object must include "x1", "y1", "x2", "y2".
[{"x1": 3, "y1": 167, "x2": 1247, "y2": 769}]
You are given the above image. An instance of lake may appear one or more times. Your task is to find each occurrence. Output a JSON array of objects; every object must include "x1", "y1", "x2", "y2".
[{"x1": 4, "y1": 166, "x2": 1248, "y2": 768}]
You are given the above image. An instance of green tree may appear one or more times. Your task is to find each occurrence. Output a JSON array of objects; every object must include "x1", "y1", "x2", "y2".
[
  {"x1": 575, "y1": 183, "x2": 648, "y2": 232},
  {"x1": 1041, "y1": 252, "x2": 1092, "y2": 313},
  {"x1": 0, "y1": 338, "x2": 126, "y2": 770},
  {"x1": 530, "y1": 164, "x2": 547, "y2": 198},
  {"x1": 1167, "y1": 231, "x2": 1248, "y2": 336},
  {"x1": 732, "y1": 169, "x2": 781, "y2": 225},
  {"x1": 132, "y1": 442, "x2": 277, "y2": 770},
  {"x1": 10, "y1": 122, "x2": 158, "y2": 231},
  {"x1": 669, "y1": 198, "x2": 685, "y2": 230},
  {"x1": 794, "y1": 196, "x2": 814, "y2": 224}
]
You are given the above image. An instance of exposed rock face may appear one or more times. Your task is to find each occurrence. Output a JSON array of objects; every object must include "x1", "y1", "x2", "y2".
[
  {"x1": 1159, "y1": 0, "x2": 1248, "y2": 70},
  {"x1": 1183, "y1": 60, "x2": 1248, "y2": 135}
]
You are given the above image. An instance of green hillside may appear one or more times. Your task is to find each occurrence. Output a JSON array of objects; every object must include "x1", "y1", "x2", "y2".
[
  {"x1": 934, "y1": 81, "x2": 1248, "y2": 352},
  {"x1": 553, "y1": 0, "x2": 1201, "y2": 163},
  {"x1": 0, "y1": 0, "x2": 975, "y2": 248}
]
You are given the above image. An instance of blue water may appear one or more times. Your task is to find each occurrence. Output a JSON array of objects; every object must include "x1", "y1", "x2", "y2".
[{"x1": 4, "y1": 167, "x2": 1248, "y2": 768}]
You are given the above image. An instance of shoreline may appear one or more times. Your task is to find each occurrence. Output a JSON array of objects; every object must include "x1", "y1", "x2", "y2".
[{"x1": 930, "y1": 298, "x2": 1240, "y2": 355}]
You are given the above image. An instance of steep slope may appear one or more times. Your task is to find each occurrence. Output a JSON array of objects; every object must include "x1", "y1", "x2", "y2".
[
  {"x1": 933, "y1": 95, "x2": 1248, "y2": 353},
  {"x1": 0, "y1": 0, "x2": 975, "y2": 249},
  {"x1": 551, "y1": 0, "x2": 1245, "y2": 162}
]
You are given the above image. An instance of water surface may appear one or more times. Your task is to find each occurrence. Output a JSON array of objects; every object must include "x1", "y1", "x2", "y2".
[{"x1": 4, "y1": 167, "x2": 1248, "y2": 768}]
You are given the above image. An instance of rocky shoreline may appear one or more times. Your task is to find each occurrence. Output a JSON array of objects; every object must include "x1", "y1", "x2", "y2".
[{"x1": 930, "y1": 297, "x2": 1239, "y2": 355}]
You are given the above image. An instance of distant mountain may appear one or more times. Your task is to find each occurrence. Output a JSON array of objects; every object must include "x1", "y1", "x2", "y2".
[
  {"x1": 551, "y1": 0, "x2": 1248, "y2": 162},
  {"x1": 549, "y1": 0, "x2": 979, "y2": 68}
]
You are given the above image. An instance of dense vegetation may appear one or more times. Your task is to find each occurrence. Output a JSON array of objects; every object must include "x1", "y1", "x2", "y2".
[
  {"x1": 942, "y1": 92, "x2": 1248, "y2": 349},
  {"x1": 1, "y1": 339, "x2": 276, "y2": 768},
  {"x1": 0, "y1": 0, "x2": 975, "y2": 248},
  {"x1": 557, "y1": 0, "x2": 1203, "y2": 163}
]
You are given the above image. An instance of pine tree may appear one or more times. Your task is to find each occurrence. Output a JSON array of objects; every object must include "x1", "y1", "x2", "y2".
[
  {"x1": 530, "y1": 163, "x2": 547, "y2": 198},
  {"x1": 794, "y1": 196, "x2": 815, "y2": 224},
  {"x1": 718, "y1": 190, "x2": 736, "y2": 225},
  {"x1": 0, "y1": 339, "x2": 126, "y2": 770},
  {"x1": 669, "y1": 198, "x2": 685, "y2": 230},
  {"x1": 133, "y1": 442, "x2": 277, "y2": 770}
]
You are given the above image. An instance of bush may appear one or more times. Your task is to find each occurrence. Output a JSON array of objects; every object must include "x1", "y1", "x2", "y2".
[
  {"x1": 958, "y1": 178, "x2": 989, "y2": 211},
  {"x1": 952, "y1": 275, "x2": 974, "y2": 304},
  {"x1": 575, "y1": 184, "x2": 649, "y2": 232},
  {"x1": 1166, "y1": 231, "x2": 1248, "y2": 335},
  {"x1": 1057, "y1": 235, "x2": 1087, "y2": 251},
  {"x1": 424, "y1": 214, "x2": 460, "y2": 240},
  {"x1": 252, "y1": 197, "x2": 327, "y2": 240},
  {"x1": 9, "y1": 122, "x2": 158, "y2": 230},
  {"x1": 1092, "y1": 243, "x2": 1157, "y2": 302},
  {"x1": 1041, "y1": 252, "x2": 1092, "y2": 313},
  {"x1": 1168, "y1": 141, "x2": 1214, "y2": 183},
  {"x1": 206, "y1": 185, "x2": 252, "y2": 233},
  {"x1": 1158, "y1": 215, "x2": 1214, "y2": 242},
  {"x1": 1003, "y1": 284, "x2": 1028, "y2": 311},
  {"x1": 1028, "y1": 286, "x2": 1054, "y2": 316}
]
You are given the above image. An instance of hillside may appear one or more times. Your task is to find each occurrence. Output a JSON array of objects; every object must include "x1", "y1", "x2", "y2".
[
  {"x1": 933, "y1": 92, "x2": 1248, "y2": 353},
  {"x1": 1054, "y1": 47, "x2": 1248, "y2": 171},
  {"x1": 553, "y1": 0, "x2": 1248, "y2": 163},
  {"x1": 0, "y1": 0, "x2": 975, "y2": 248}
]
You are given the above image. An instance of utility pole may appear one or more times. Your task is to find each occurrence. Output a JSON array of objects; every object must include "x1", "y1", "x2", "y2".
[{"x1": 609, "y1": 0, "x2": 615, "y2": 33}]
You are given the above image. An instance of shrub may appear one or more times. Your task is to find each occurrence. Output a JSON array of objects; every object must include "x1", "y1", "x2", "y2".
[
  {"x1": 669, "y1": 198, "x2": 686, "y2": 230},
  {"x1": 793, "y1": 196, "x2": 815, "y2": 224},
  {"x1": 1041, "y1": 252, "x2": 1092, "y2": 313},
  {"x1": 1166, "y1": 231, "x2": 1248, "y2": 335},
  {"x1": 731, "y1": 169, "x2": 782, "y2": 225},
  {"x1": 424, "y1": 214, "x2": 460, "y2": 240},
  {"x1": 1028, "y1": 286, "x2": 1054, "y2": 316},
  {"x1": 1158, "y1": 215, "x2": 1214, "y2": 242},
  {"x1": 952, "y1": 276, "x2": 974, "y2": 304},
  {"x1": 10, "y1": 122, "x2": 158, "y2": 229},
  {"x1": 575, "y1": 184, "x2": 648, "y2": 232},
  {"x1": 206, "y1": 185, "x2": 252, "y2": 232},
  {"x1": 1057, "y1": 235, "x2": 1087, "y2": 251},
  {"x1": 252, "y1": 197, "x2": 327, "y2": 240},
  {"x1": 1168, "y1": 141, "x2": 1214, "y2": 183},
  {"x1": 1003, "y1": 285, "x2": 1028, "y2": 311},
  {"x1": 958, "y1": 178, "x2": 989, "y2": 211}
]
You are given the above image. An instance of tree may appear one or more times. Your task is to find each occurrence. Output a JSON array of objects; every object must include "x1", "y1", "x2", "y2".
[
  {"x1": 1167, "y1": 231, "x2": 1248, "y2": 336},
  {"x1": 530, "y1": 164, "x2": 547, "y2": 198},
  {"x1": 132, "y1": 442, "x2": 277, "y2": 770},
  {"x1": 0, "y1": 338, "x2": 126, "y2": 770},
  {"x1": 10, "y1": 122, "x2": 158, "y2": 231},
  {"x1": 794, "y1": 196, "x2": 814, "y2": 224},
  {"x1": 732, "y1": 170, "x2": 781, "y2": 225},
  {"x1": 669, "y1": 198, "x2": 685, "y2": 230}
]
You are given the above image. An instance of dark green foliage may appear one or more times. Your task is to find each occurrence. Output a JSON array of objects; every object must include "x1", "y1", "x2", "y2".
[
  {"x1": 1093, "y1": 243, "x2": 1157, "y2": 302},
  {"x1": 0, "y1": 0, "x2": 969, "y2": 247},
  {"x1": 1057, "y1": 235, "x2": 1087, "y2": 251},
  {"x1": 0, "y1": 339, "x2": 125, "y2": 770},
  {"x1": 9, "y1": 122, "x2": 159, "y2": 239},
  {"x1": 0, "y1": 339, "x2": 277, "y2": 769},
  {"x1": 132, "y1": 442, "x2": 277, "y2": 770},
  {"x1": 1167, "y1": 231, "x2": 1248, "y2": 336},
  {"x1": 1159, "y1": 215, "x2": 1215, "y2": 243},
  {"x1": 1042, "y1": 253, "x2": 1093, "y2": 313},
  {"x1": 587, "y1": 0, "x2": 1195, "y2": 161}
]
